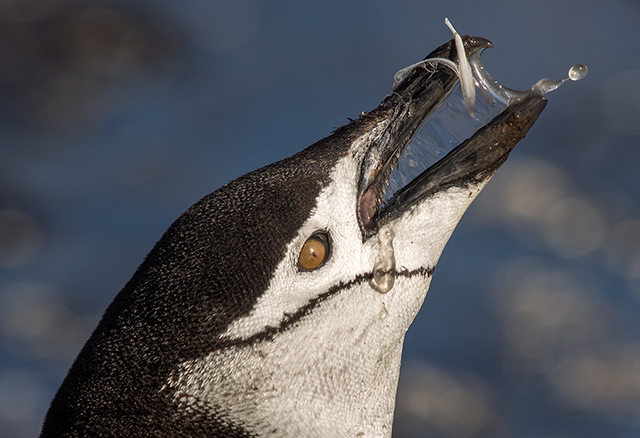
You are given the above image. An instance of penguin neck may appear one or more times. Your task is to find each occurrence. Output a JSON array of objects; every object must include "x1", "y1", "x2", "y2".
[
  {"x1": 162, "y1": 278, "x2": 419, "y2": 438},
  {"x1": 166, "y1": 335, "x2": 405, "y2": 437}
]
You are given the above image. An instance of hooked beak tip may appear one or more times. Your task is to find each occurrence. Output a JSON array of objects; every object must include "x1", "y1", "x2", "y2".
[{"x1": 465, "y1": 36, "x2": 493, "y2": 51}]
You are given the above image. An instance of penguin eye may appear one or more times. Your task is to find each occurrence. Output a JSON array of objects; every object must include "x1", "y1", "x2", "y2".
[{"x1": 298, "y1": 232, "x2": 331, "y2": 271}]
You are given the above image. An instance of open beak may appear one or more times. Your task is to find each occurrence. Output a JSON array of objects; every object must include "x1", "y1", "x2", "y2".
[{"x1": 357, "y1": 36, "x2": 547, "y2": 238}]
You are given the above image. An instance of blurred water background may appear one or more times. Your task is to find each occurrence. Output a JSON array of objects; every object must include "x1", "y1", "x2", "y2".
[{"x1": 1, "y1": 1, "x2": 640, "y2": 437}]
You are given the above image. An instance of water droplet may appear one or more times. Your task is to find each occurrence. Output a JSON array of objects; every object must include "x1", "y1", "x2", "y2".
[
  {"x1": 531, "y1": 77, "x2": 566, "y2": 95},
  {"x1": 370, "y1": 226, "x2": 396, "y2": 294},
  {"x1": 568, "y1": 64, "x2": 588, "y2": 81},
  {"x1": 371, "y1": 268, "x2": 395, "y2": 293},
  {"x1": 469, "y1": 42, "x2": 588, "y2": 101},
  {"x1": 380, "y1": 303, "x2": 389, "y2": 320}
]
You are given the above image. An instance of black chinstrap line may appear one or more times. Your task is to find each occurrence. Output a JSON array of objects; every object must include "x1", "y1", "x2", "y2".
[{"x1": 219, "y1": 265, "x2": 434, "y2": 349}]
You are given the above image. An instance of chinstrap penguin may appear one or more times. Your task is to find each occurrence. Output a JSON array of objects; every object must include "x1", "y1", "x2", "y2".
[{"x1": 40, "y1": 34, "x2": 547, "y2": 437}]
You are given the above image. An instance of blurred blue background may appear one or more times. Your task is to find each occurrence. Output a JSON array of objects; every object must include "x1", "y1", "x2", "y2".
[{"x1": 1, "y1": 0, "x2": 639, "y2": 437}]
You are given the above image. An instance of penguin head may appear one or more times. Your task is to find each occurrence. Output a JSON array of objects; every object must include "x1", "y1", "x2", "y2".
[{"x1": 41, "y1": 36, "x2": 546, "y2": 438}]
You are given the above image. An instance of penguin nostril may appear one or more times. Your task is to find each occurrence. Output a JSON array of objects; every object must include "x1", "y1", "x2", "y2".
[{"x1": 298, "y1": 232, "x2": 331, "y2": 271}]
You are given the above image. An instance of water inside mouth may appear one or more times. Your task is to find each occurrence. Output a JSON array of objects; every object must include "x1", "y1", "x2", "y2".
[
  {"x1": 383, "y1": 83, "x2": 501, "y2": 205},
  {"x1": 384, "y1": 19, "x2": 588, "y2": 206}
]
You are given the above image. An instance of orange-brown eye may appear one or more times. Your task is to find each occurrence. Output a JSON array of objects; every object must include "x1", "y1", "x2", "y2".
[{"x1": 298, "y1": 233, "x2": 330, "y2": 271}]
